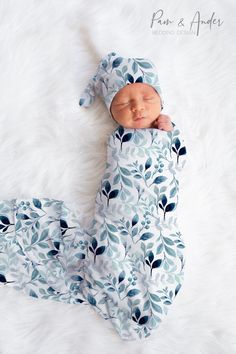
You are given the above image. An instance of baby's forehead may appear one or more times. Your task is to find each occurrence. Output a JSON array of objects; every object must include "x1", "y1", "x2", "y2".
[{"x1": 116, "y1": 83, "x2": 157, "y2": 98}]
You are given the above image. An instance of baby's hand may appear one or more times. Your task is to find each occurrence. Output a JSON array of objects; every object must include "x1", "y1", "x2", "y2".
[{"x1": 152, "y1": 114, "x2": 173, "y2": 131}]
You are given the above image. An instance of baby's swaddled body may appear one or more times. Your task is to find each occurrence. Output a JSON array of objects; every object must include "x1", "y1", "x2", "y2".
[
  {"x1": 0, "y1": 123, "x2": 186, "y2": 341},
  {"x1": 82, "y1": 122, "x2": 187, "y2": 339}
]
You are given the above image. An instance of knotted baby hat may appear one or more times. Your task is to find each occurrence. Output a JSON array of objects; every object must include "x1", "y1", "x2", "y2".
[{"x1": 79, "y1": 52, "x2": 164, "y2": 117}]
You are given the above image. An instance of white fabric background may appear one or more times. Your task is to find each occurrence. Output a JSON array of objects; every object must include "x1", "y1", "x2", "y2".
[{"x1": 0, "y1": 1, "x2": 235, "y2": 353}]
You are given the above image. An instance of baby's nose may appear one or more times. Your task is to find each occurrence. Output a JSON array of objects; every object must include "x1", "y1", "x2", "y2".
[{"x1": 131, "y1": 101, "x2": 145, "y2": 112}]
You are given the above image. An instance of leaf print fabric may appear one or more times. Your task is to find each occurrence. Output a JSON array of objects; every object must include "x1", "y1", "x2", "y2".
[{"x1": 0, "y1": 122, "x2": 187, "y2": 341}]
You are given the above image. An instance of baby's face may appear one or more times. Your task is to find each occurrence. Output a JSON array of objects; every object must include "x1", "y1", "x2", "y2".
[{"x1": 110, "y1": 83, "x2": 161, "y2": 129}]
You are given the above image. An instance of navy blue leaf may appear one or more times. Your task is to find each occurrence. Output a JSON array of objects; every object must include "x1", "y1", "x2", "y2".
[
  {"x1": 0, "y1": 274, "x2": 7, "y2": 283},
  {"x1": 161, "y1": 194, "x2": 167, "y2": 207},
  {"x1": 105, "y1": 181, "x2": 111, "y2": 194},
  {"x1": 174, "y1": 138, "x2": 181, "y2": 150},
  {"x1": 60, "y1": 219, "x2": 68, "y2": 229},
  {"x1": 47, "y1": 250, "x2": 58, "y2": 257},
  {"x1": 175, "y1": 283, "x2": 182, "y2": 296},
  {"x1": 165, "y1": 203, "x2": 176, "y2": 212},
  {"x1": 122, "y1": 133, "x2": 132, "y2": 143},
  {"x1": 158, "y1": 203, "x2": 164, "y2": 210},
  {"x1": 118, "y1": 270, "x2": 125, "y2": 283},
  {"x1": 135, "y1": 76, "x2": 143, "y2": 83},
  {"x1": 115, "y1": 133, "x2": 121, "y2": 140},
  {"x1": 92, "y1": 237, "x2": 98, "y2": 250},
  {"x1": 118, "y1": 126, "x2": 124, "y2": 136},
  {"x1": 134, "y1": 307, "x2": 141, "y2": 319},
  {"x1": 96, "y1": 246, "x2": 106, "y2": 255},
  {"x1": 145, "y1": 157, "x2": 152, "y2": 170},
  {"x1": 152, "y1": 259, "x2": 162, "y2": 268},
  {"x1": 138, "y1": 316, "x2": 149, "y2": 325},
  {"x1": 179, "y1": 147, "x2": 187, "y2": 155},
  {"x1": 148, "y1": 251, "x2": 154, "y2": 263},
  {"x1": 109, "y1": 189, "x2": 119, "y2": 199},
  {"x1": 102, "y1": 190, "x2": 107, "y2": 197},
  {"x1": 132, "y1": 214, "x2": 139, "y2": 227},
  {"x1": 54, "y1": 241, "x2": 60, "y2": 250},
  {"x1": 126, "y1": 73, "x2": 134, "y2": 83},
  {"x1": 0, "y1": 216, "x2": 10, "y2": 225}
]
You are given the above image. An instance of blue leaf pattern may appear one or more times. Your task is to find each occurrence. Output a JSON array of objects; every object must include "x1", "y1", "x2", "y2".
[{"x1": 0, "y1": 122, "x2": 187, "y2": 341}]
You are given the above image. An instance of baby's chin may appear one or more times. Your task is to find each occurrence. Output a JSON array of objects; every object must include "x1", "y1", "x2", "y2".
[{"x1": 129, "y1": 118, "x2": 156, "y2": 129}]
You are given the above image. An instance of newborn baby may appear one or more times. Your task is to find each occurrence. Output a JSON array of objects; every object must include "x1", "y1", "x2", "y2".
[
  {"x1": 78, "y1": 52, "x2": 187, "y2": 339},
  {"x1": 0, "y1": 52, "x2": 187, "y2": 341},
  {"x1": 110, "y1": 81, "x2": 173, "y2": 131}
]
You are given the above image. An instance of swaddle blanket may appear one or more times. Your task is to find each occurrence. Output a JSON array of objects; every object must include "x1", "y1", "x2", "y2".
[{"x1": 0, "y1": 122, "x2": 187, "y2": 340}]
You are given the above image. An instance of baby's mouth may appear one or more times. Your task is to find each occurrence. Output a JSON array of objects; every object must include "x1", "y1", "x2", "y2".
[{"x1": 134, "y1": 116, "x2": 145, "y2": 121}]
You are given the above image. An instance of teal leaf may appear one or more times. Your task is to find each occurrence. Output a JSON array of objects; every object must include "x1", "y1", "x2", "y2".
[
  {"x1": 151, "y1": 302, "x2": 162, "y2": 313},
  {"x1": 112, "y1": 57, "x2": 123, "y2": 68},
  {"x1": 87, "y1": 293, "x2": 96, "y2": 306},
  {"x1": 31, "y1": 233, "x2": 38, "y2": 245},
  {"x1": 137, "y1": 61, "x2": 152, "y2": 69},
  {"x1": 120, "y1": 167, "x2": 131, "y2": 176},
  {"x1": 156, "y1": 243, "x2": 163, "y2": 254},
  {"x1": 71, "y1": 275, "x2": 83, "y2": 281},
  {"x1": 170, "y1": 187, "x2": 177, "y2": 198},
  {"x1": 127, "y1": 289, "x2": 141, "y2": 297},
  {"x1": 153, "y1": 176, "x2": 167, "y2": 184},
  {"x1": 165, "y1": 245, "x2": 176, "y2": 257},
  {"x1": 121, "y1": 175, "x2": 133, "y2": 187},
  {"x1": 107, "y1": 223, "x2": 117, "y2": 232},
  {"x1": 140, "y1": 232, "x2": 153, "y2": 241},
  {"x1": 29, "y1": 289, "x2": 38, "y2": 298},
  {"x1": 17, "y1": 213, "x2": 30, "y2": 220},
  {"x1": 143, "y1": 300, "x2": 150, "y2": 311},
  {"x1": 33, "y1": 198, "x2": 42, "y2": 209},
  {"x1": 108, "y1": 232, "x2": 120, "y2": 244},
  {"x1": 150, "y1": 293, "x2": 161, "y2": 302},
  {"x1": 75, "y1": 253, "x2": 85, "y2": 259}
]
